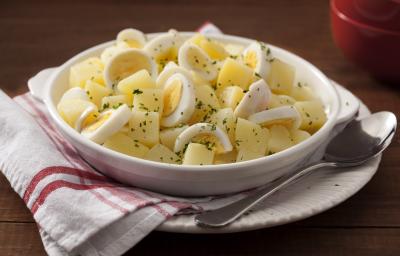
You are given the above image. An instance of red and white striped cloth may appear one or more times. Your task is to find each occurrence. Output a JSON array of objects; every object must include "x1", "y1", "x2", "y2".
[{"x1": 0, "y1": 23, "x2": 249, "y2": 256}]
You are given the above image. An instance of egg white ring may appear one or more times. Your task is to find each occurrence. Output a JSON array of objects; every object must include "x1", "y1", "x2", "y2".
[
  {"x1": 75, "y1": 104, "x2": 97, "y2": 132},
  {"x1": 174, "y1": 123, "x2": 233, "y2": 153},
  {"x1": 248, "y1": 105, "x2": 301, "y2": 129},
  {"x1": 116, "y1": 28, "x2": 147, "y2": 48},
  {"x1": 178, "y1": 42, "x2": 218, "y2": 82},
  {"x1": 243, "y1": 42, "x2": 271, "y2": 80},
  {"x1": 100, "y1": 46, "x2": 126, "y2": 64},
  {"x1": 60, "y1": 87, "x2": 89, "y2": 102},
  {"x1": 161, "y1": 73, "x2": 196, "y2": 127},
  {"x1": 81, "y1": 104, "x2": 132, "y2": 144},
  {"x1": 144, "y1": 31, "x2": 182, "y2": 61},
  {"x1": 163, "y1": 61, "x2": 178, "y2": 70},
  {"x1": 104, "y1": 49, "x2": 158, "y2": 89},
  {"x1": 156, "y1": 62, "x2": 192, "y2": 89},
  {"x1": 234, "y1": 79, "x2": 271, "y2": 119}
]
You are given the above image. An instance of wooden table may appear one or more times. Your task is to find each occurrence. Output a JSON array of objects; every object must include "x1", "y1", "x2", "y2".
[{"x1": 1, "y1": 0, "x2": 399, "y2": 255}]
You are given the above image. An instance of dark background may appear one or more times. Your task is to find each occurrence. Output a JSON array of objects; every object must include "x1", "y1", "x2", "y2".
[{"x1": 1, "y1": 0, "x2": 399, "y2": 255}]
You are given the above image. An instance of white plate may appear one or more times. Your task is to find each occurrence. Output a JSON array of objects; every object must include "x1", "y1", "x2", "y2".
[{"x1": 158, "y1": 85, "x2": 377, "y2": 233}]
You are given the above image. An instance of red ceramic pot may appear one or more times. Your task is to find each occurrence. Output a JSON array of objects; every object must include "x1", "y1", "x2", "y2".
[{"x1": 331, "y1": 0, "x2": 400, "y2": 83}]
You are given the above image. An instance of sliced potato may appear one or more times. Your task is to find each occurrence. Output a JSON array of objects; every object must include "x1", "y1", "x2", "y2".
[
  {"x1": 219, "y1": 86, "x2": 244, "y2": 110},
  {"x1": 85, "y1": 80, "x2": 113, "y2": 108},
  {"x1": 291, "y1": 129, "x2": 311, "y2": 144},
  {"x1": 294, "y1": 101, "x2": 327, "y2": 133},
  {"x1": 236, "y1": 148, "x2": 264, "y2": 162},
  {"x1": 214, "y1": 149, "x2": 237, "y2": 164},
  {"x1": 101, "y1": 95, "x2": 130, "y2": 110},
  {"x1": 267, "y1": 58, "x2": 295, "y2": 95},
  {"x1": 145, "y1": 144, "x2": 181, "y2": 164},
  {"x1": 129, "y1": 111, "x2": 160, "y2": 147},
  {"x1": 182, "y1": 143, "x2": 214, "y2": 165},
  {"x1": 268, "y1": 125, "x2": 293, "y2": 154},
  {"x1": 267, "y1": 94, "x2": 296, "y2": 109},
  {"x1": 189, "y1": 84, "x2": 220, "y2": 124},
  {"x1": 133, "y1": 88, "x2": 163, "y2": 113},
  {"x1": 57, "y1": 99, "x2": 98, "y2": 128},
  {"x1": 216, "y1": 58, "x2": 254, "y2": 93},
  {"x1": 117, "y1": 69, "x2": 156, "y2": 103},
  {"x1": 291, "y1": 82, "x2": 315, "y2": 101},
  {"x1": 159, "y1": 125, "x2": 188, "y2": 150},
  {"x1": 69, "y1": 57, "x2": 104, "y2": 88},
  {"x1": 210, "y1": 108, "x2": 236, "y2": 144},
  {"x1": 103, "y1": 132, "x2": 149, "y2": 158},
  {"x1": 191, "y1": 71, "x2": 210, "y2": 87},
  {"x1": 235, "y1": 118, "x2": 268, "y2": 154}
]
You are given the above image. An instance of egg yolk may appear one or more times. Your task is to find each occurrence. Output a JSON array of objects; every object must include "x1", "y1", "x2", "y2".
[
  {"x1": 124, "y1": 39, "x2": 142, "y2": 48},
  {"x1": 191, "y1": 133, "x2": 225, "y2": 154},
  {"x1": 109, "y1": 53, "x2": 152, "y2": 86},
  {"x1": 191, "y1": 34, "x2": 227, "y2": 60},
  {"x1": 81, "y1": 111, "x2": 99, "y2": 129},
  {"x1": 200, "y1": 40, "x2": 227, "y2": 60},
  {"x1": 157, "y1": 47, "x2": 178, "y2": 71},
  {"x1": 244, "y1": 50, "x2": 258, "y2": 69},
  {"x1": 84, "y1": 112, "x2": 112, "y2": 132},
  {"x1": 163, "y1": 79, "x2": 182, "y2": 116},
  {"x1": 190, "y1": 34, "x2": 204, "y2": 45}
]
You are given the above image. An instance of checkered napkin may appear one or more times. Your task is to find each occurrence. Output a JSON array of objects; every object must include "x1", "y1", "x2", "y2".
[{"x1": 0, "y1": 23, "x2": 256, "y2": 256}]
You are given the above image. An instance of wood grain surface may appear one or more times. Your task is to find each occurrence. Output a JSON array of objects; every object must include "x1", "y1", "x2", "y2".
[{"x1": 1, "y1": 0, "x2": 399, "y2": 255}]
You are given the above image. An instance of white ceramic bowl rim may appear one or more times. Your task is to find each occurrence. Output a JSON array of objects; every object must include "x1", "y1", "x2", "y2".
[{"x1": 44, "y1": 32, "x2": 340, "y2": 174}]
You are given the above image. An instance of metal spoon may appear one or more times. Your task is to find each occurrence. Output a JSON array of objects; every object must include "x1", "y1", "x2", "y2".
[{"x1": 195, "y1": 111, "x2": 397, "y2": 228}]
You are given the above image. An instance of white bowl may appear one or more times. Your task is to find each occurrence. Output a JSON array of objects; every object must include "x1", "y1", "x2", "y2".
[{"x1": 34, "y1": 32, "x2": 344, "y2": 196}]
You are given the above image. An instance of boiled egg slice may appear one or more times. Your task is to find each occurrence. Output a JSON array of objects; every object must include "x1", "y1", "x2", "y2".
[
  {"x1": 100, "y1": 45, "x2": 129, "y2": 64},
  {"x1": 242, "y1": 41, "x2": 273, "y2": 80},
  {"x1": 60, "y1": 87, "x2": 89, "y2": 102},
  {"x1": 174, "y1": 123, "x2": 233, "y2": 154},
  {"x1": 116, "y1": 28, "x2": 146, "y2": 49},
  {"x1": 81, "y1": 104, "x2": 132, "y2": 144},
  {"x1": 178, "y1": 42, "x2": 218, "y2": 82},
  {"x1": 156, "y1": 61, "x2": 192, "y2": 88},
  {"x1": 248, "y1": 105, "x2": 301, "y2": 129},
  {"x1": 75, "y1": 104, "x2": 98, "y2": 132},
  {"x1": 104, "y1": 49, "x2": 157, "y2": 89},
  {"x1": 161, "y1": 73, "x2": 195, "y2": 127},
  {"x1": 144, "y1": 29, "x2": 183, "y2": 69},
  {"x1": 225, "y1": 43, "x2": 244, "y2": 56},
  {"x1": 234, "y1": 79, "x2": 271, "y2": 118}
]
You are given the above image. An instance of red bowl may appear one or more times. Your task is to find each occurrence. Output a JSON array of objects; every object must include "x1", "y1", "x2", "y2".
[
  {"x1": 333, "y1": 0, "x2": 400, "y2": 31},
  {"x1": 331, "y1": 0, "x2": 400, "y2": 83}
]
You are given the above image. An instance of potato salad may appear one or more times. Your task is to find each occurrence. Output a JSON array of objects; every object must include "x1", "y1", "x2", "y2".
[{"x1": 57, "y1": 28, "x2": 327, "y2": 165}]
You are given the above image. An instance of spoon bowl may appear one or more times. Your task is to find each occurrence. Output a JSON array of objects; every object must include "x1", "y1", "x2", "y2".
[
  {"x1": 325, "y1": 111, "x2": 397, "y2": 165},
  {"x1": 195, "y1": 111, "x2": 397, "y2": 227}
]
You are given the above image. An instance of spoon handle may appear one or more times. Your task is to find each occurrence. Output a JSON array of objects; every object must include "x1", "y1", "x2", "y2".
[{"x1": 195, "y1": 161, "x2": 337, "y2": 228}]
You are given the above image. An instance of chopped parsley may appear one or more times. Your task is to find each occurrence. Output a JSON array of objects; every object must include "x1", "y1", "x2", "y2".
[
  {"x1": 133, "y1": 89, "x2": 143, "y2": 95},
  {"x1": 196, "y1": 100, "x2": 204, "y2": 109},
  {"x1": 235, "y1": 139, "x2": 242, "y2": 146},
  {"x1": 112, "y1": 103, "x2": 123, "y2": 109}
]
